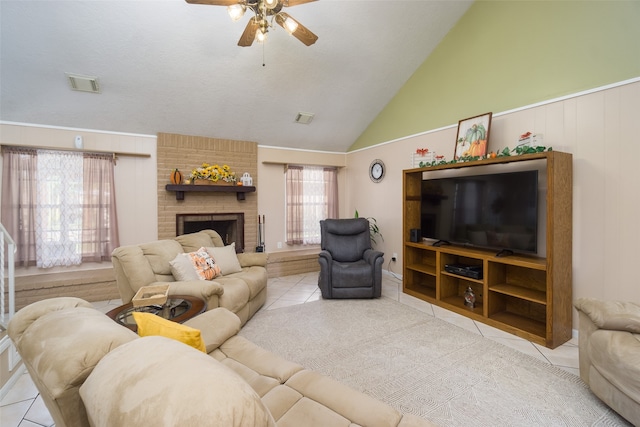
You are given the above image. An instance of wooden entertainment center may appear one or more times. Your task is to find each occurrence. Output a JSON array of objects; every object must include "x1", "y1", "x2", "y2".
[{"x1": 402, "y1": 151, "x2": 572, "y2": 348}]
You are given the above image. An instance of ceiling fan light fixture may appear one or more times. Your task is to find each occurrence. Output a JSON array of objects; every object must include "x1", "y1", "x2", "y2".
[
  {"x1": 227, "y1": 4, "x2": 245, "y2": 21},
  {"x1": 283, "y1": 16, "x2": 298, "y2": 34},
  {"x1": 263, "y1": 0, "x2": 278, "y2": 10},
  {"x1": 255, "y1": 28, "x2": 267, "y2": 43}
]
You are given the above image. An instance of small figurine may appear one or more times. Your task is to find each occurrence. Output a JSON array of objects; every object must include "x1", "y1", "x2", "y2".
[{"x1": 464, "y1": 286, "x2": 476, "y2": 309}]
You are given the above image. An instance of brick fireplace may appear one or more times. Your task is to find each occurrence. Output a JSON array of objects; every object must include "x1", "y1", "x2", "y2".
[{"x1": 156, "y1": 133, "x2": 258, "y2": 251}]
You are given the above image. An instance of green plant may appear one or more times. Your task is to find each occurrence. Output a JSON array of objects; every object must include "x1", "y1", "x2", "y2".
[
  {"x1": 355, "y1": 209, "x2": 384, "y2": 245},
  {"x1": 419, "y1": 146, "x2": 552, "y2": 168}
]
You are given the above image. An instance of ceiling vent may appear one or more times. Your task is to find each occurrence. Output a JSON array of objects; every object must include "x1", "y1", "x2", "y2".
[
  {"x1": 66, "y1": 73, "x2": 100, "y2": 93},
  {"x1": 294, "y1": 112, "x2": 314, "y2": 125}
]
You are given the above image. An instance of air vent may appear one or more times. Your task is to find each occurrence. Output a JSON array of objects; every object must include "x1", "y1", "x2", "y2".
[
  {"x1": 294, "y1": 112, "x2": 314, "y2": 124},
  {"x1": 66, "y1": 73, "x2": 100, "y2": 93}
]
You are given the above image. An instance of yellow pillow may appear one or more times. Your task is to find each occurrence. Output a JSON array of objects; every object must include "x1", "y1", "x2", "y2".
[{"x1": 132, "y1": 312, "x2": 206, "y2": 352}]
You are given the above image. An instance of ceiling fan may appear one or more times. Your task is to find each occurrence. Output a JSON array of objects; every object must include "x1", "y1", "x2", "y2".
[{"x1": 186, "y1": 0, "x2": 318, "y2": 47}]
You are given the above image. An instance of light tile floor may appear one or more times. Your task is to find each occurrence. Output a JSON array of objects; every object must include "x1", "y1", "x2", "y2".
[{"x1": 1, "y1": 271, "x2": 579, "y2": 427}]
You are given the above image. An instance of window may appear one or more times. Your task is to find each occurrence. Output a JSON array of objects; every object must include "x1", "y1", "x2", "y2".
[
  {"x1": 285, "y1": 165, "x2": 338, "y2": 245},
  {"x1": 1, "y1": 147, "x2": 119, "y2": 268}
]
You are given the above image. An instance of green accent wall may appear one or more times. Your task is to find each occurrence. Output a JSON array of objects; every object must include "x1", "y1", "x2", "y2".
[{"x1": 349, "y1": 0, "x2": 640, "y2": 151}]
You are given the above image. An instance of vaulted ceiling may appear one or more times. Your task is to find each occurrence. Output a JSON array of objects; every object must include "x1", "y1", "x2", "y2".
[{"x1": 0, "y1": 0, "x2": 472, "y2": 152}]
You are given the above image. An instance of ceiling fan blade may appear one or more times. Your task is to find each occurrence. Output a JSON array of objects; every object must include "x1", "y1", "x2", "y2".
[
  {"x1": 185, "y1": 0, "x2": 239, "y2": 5},
  {"x1": 238, "y1": 19, "x2": 258, "y2": 47},
  {"x1": 185, "y1": 0, "x2": 240, "y2": 6},
  {"x1": 275, "y1": 12, "x2": 318, "y2": 46},
  {"x1": 283, "y1": 0, "x2": 317, "y2": 6}
]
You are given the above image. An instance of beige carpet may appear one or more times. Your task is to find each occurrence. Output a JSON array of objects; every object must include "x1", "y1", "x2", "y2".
[{"x1": 239, "y1": 298, "x2": 631, "y2": 426}]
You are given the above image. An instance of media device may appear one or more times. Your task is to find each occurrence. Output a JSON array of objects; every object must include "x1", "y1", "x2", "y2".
[
  {"x1": 410, "y1": 228, "x2": 421, "y2": 243},
  {"x1": 421, "y1": 170, "x2": 538, "y2": 255},
  {"x1": 444, "y1": 264, "x2": 483, "y2": 280}
]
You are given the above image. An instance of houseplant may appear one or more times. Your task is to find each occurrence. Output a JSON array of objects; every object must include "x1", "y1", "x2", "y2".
[{"x1": 354, "y1": 210, "x2": 383, "y2": 245}]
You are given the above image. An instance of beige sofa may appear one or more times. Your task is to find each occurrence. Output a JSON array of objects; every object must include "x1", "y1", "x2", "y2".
[
  {"x1": 8, "y1": 297, "x2": 435, "y2": 427},
  {"x1": 111, "y1": 230, "x2": 267, "y2": 325},
  {"x1": 574, "y1": 298, "x2": 640, "y2": 426}
]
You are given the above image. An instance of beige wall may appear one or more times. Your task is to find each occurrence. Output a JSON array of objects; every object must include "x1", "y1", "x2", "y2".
[{"x1": 346, "y1": 79, "x2": 640, "y2": 328}]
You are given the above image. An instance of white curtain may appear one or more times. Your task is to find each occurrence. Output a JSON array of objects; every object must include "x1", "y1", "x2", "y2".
[
  {"x1": 302, "y1": 166, "x2": 326, "y2": 245},
  {"x1": 35, "y1": 150, "x2": 83, "y2": 267}
]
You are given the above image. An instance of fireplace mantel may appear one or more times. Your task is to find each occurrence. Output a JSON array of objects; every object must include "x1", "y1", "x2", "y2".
[{"x1": 165, "y1": 184, "x2": 256, "y2": 201}]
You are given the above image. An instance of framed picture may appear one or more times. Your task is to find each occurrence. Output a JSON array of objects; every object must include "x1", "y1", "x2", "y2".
[{"x1": 454, "y1": 112, "x2": 492, "y2": 160}]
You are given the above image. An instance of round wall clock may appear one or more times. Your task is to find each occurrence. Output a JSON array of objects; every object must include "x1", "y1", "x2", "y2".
[{"x1": 369, "y1": 159, "x2": 385, "y2": 183}]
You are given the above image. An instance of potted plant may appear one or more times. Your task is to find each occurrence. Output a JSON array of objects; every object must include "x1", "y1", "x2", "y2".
[{"x1": 354, "y1": 210, "x2": 383, "y2": 245}]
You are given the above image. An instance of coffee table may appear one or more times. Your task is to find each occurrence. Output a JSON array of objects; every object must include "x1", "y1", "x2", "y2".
[{"x1": 106, "y1": 295, "x2": 206, "y2": 332}]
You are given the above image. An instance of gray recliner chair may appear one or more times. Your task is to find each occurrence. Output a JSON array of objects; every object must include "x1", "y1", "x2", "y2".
[{"x1": 318, "y1": 218, "x2": 384, "y2": 299}]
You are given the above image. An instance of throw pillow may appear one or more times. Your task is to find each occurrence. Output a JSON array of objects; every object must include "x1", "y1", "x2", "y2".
[
  {"x1": 170, "y1": 248, "x2": 221, "y2": 281},
  {"x1": 206, "y1": 243, "x2": 242, "y2": 275},
  {"x1": 169, "y1": 253, "x2": 201, "y2": 281},
  {"x1": 187, "y1": 247, "x2": 221, "y2": 280},
  {"x1": 132, "y1": 311, "x2": 206, "y2": 352}
]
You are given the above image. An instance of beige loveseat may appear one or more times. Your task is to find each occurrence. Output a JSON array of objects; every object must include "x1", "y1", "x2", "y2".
[
  {"x1": 111, "y1": 230, "x2": 267, "y2": 325},
  {"x1": 574, "y1": 298, "x2": 640, "y2": 426},
  {"x1": 8, "y1": 297, "x2": 434, "y2": 427}
]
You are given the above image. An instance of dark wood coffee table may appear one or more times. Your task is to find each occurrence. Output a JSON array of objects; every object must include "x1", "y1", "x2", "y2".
[{"x1": 106, "y1": 295, "x2": 206, "y2": 332}]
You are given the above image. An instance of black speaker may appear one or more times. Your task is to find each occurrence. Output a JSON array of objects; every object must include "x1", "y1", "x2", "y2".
[{"x1": 410, "y1": 229, "x2": 421, "y2": 243}]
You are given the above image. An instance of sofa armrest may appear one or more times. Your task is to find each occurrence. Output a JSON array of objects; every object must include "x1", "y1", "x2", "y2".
[
  {"x1": 183, "y1": 308, "x2": 242, "y2": 353},
  {"x1": 318, "y1": 250, "x2": 332, "y2": 263},
  {"x1": 363, "y1": 249, "x2": 384, "y2": 265},
  {"x1": 237, "y1": 252, "x2": 268, "y2": 268},
  {"x1": 167, "y1": 280, "x2": 224, "y2": 310},
  {"x1": 8, "y1": 297, "x2": 94, "y2": 345},
  {"x1": 574, "y1": 298, "x2": 640, "y2": 333}
]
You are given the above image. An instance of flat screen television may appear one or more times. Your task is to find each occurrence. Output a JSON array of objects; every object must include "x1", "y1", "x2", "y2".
[{"x1": 421, "y1": 170, "x2": 539, "y2": 255}]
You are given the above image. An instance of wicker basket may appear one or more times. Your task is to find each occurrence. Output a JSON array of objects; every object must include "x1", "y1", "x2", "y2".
[{"x1": 132, "y1": 284, "x2": 169, "y2": 308}]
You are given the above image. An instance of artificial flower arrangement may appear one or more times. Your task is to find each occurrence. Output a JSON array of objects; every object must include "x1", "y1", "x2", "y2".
[
  {"x1": 190, "y1": 163, "x2": 237, "y2": 183},
  {"x1": 419, "y1": 145, "x2": 552, "y2": 168}
]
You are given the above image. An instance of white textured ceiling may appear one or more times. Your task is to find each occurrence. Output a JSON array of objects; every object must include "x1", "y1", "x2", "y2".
[{"x1": 0, "y1": 0, "x2": 472, "y2": 152}]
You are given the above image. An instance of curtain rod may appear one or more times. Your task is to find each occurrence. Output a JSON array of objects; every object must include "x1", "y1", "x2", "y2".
[{"x1": 1, "y1": 143, "x2": 151, "y2": 160}]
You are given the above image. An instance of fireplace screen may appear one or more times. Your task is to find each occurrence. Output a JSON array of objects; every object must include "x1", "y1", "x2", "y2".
[{"x1": 176, "y1": 213, "x2": 244, "y2": 253}]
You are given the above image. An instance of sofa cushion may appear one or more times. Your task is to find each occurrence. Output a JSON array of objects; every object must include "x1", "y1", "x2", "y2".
[
  {"x1": 175, "y1": 229, "x2": 222, "y2": 252},
  {"x1": 132, "y1": 312, "x2": 206, "y2": 352},
  {"x1": 80, "y1": 336, "x2": 276, "y2": 427},
  {"x1": 589, "y1": 329, "x2": 640, "y2": 402},
  {"x1": 207, "y1": 243, "x2": 243, "y2": 275},
  {"x1": 140, "y1": 239, "x2": 185, "y2": 276},
  {"x1": 285, "y1": 370, "x2": 403, "y2": 427},
  {"x1": 225, "y1": 265, "x2": 268, "y2": 299},
  {"x1": 214, "y1": 276, "x2": 252, "y2": 312}
]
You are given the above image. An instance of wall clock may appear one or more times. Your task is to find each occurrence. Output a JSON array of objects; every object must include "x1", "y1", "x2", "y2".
[{"x1": 369, "y1": 159, "x2": 385, "y2": 183}]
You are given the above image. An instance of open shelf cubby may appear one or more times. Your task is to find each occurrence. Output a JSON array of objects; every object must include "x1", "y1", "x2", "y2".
[{"x1": 402, "y1": 151, "x2": 573, "y2": 348}]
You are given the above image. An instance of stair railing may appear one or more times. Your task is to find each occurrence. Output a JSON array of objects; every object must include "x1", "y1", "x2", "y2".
[{"x1": 0, "y1": 223, "x2": 16, "y2": 331}]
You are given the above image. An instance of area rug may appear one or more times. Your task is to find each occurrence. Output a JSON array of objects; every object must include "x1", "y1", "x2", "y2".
[{"x1": 239, "y1": 298, "x2": 630, "y2": 426}]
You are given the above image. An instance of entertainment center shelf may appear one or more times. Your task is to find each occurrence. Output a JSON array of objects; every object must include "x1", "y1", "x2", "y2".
[{"x1": 403, "y1": 151, "x2": 572, "y2": 348}]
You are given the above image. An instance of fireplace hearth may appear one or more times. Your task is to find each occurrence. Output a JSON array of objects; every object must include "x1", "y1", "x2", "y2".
[{"x1": 177, "y1": 213, "x2": 244, "y2": 253}]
